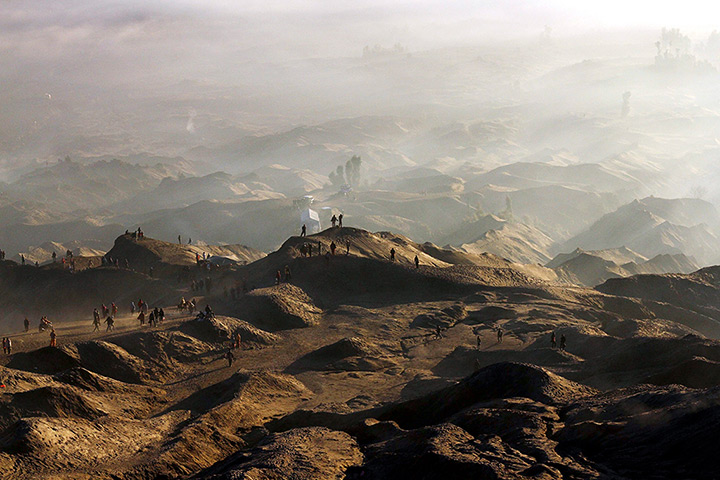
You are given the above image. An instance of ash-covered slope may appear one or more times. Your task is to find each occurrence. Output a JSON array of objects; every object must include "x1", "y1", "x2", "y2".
[
  {"x1": 106, "y1": 234, "x2": 264, "y2": 268},
  {"x1": 0, "y1": 261, "x2": 176, "y2": 328}
]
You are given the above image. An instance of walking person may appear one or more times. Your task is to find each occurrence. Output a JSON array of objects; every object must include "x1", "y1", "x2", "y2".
[
  {"x1": 390, "y1": 248, "x2": 396, "y2": 262},
  {"x1": 226, "y1": 349, "x2": 234, "y2": 367},
  {"x1": 414, "y1": 255, "x2": 419, "y2": 268},
  {"x1": 301, "y1": 224, "x2": 306, "y2": 237},
  {"x1": 338, "y1": 213, "x2": 343, "y2": 228},
  {"x1": 49, "y1": 328, "x2": 57, "y2": 347},
  {"x1": 497, "y1": 328, "x2": 504, "y2": 343}
]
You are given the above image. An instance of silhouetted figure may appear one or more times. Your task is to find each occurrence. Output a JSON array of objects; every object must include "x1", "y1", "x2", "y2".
[
  {"x1": 390, "y1": 248, "x2": 396, "y2": 262},
  {"x1": 49, "y1": 328, "x2": 57, "y2": 347},
  {"x1": 551, "y1": 332, "x2": 557, "y2": 349},
  {"x1": 414, "y1": 255, "x2": 419, "y2": 268},
  {"x1": 338, "y1": 214, "x2": 343, "y2": 228},
  {"x1": 331, "y1": 214, "x2": 337, "y2": 227},
  {"x1": 226, "y1": 349, "x2": 234, "y2": 367},
  {"x1": 52, "y1": 252, "x2": 57, "y2": 263},
  {"x1": 106, "y1": 316, "x2": 114, "y2": 332},
  {"x1": 330, "y1": 241, "x2": 336, "y2": 255},
  {"x1": 6, "y1": 337, "x2": 11, "y2": 354},
  {"x1": 560, "y1": 334, "x2": 566, "y2": 351},
  {"x1": 178, "y1": 235, "x2": 182, "y2": 244},
  {"x1": 301, "y1": 224, "x2": 306, "y2": 237},
  {"x1": 497, "y1": 328, "x2": 503, "y2": 343},
  {"x1": 138, "y1": 311, "x2": 145, "y2": 326},
  {"x1": 346, "y1": 241, "x2": 350, "y2": 255},
  {"x1": 476, "y1": 335, "x2": 481, "y2": 349},
  {"x1": 24, "y1": 318, "x2": 29, "y2": 332},
  {"x1": 20, "y1": 255, "x2": 24, "y2": 265}
]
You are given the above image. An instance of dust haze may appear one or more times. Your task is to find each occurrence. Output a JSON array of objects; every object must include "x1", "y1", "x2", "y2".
[{"x1": 2, "y1": 2, "x2": 720, "y2": 479}]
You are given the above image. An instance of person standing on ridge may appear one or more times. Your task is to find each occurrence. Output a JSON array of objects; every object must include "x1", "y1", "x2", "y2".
[
  {"x1": 414, "y1": 255, "x2": 419, "y2": 268},
  {"x1": 331, "y1": 214, "x2": 337, "y2": 227},
  {"x1": 49, "y1": 328, "x2": 57, "y2": 347},
  {"x1": 23, "y1": 318, "x2": 29, "y2": 332},
  {"x1": 338, "y1": 213, "x2": 343, "y2": 228},
  {"x1": 301, "y1": 224, "x2": 306, "y2": 237},
  {"x1": 390, "y1": 248, "x2": 396, "y2": 262}
]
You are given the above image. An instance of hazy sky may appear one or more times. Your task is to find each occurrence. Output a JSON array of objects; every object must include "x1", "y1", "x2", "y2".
[{"x1": 3, "y1": 0, "x2": 718, "y2": 56}]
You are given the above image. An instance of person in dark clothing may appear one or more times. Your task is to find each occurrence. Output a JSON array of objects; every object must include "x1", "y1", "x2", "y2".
[
  {"x1": 559, "y1": 334, "x2": 566, "y2": 351},
  {"x1": 414, "y1": 255, "x2": 419, "y2": 268},
  {"x1": 226, "y1": 349, "x2": 234, "y2": 367},
  {"x1": 330, "y1": 241, "x2": 336, "y2": 255},
  {"x1": 346, "y1": 241, "x2": 350, "y2": 255},
  {"x1": 331, "y1": 214, "x2": 337, "y2": 227},
  {"x1": 24, "y1": 318, "x2": 29, "y2": 332},
  {"x1": 476, "y1": 335, "x2": 481, "y2": 349},
  {"x1": 390, "y1": 248, "x2": 396, "y2": 262},
  {"x1": 551, "y1": 332, "x2": 557, "y2": 349},
  {"x1": 301, "y1": 224, "x2": 306, "y2": 237},
  {"x1": 338, "y1": 214, "x2": 343, "y2": 228}
]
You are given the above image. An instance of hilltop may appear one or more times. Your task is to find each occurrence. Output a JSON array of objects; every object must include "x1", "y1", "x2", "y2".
[{"x1": 2, "y1": 225, "x2": 720, "y2": 478}]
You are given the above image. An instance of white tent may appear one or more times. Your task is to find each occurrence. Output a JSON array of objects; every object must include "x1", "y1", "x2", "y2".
[{"x1": 301, "y1": 208, "x2": 321, "y2": 234}]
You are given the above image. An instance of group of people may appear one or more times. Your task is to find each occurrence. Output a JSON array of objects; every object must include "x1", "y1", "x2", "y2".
[
  {"x1": 550, "y1": 332, "x2": 567, "y2": 350},
  {"x1": 128, "y1": 227, "x2": 144, "y2": 240},
  {"x1": 2, "y1": 337, "x2": 12, "y2": 354},
  {"x1": 194, "y1": 304, "x2": 214, "y2": 321},
  {"x1": 275, "y1": 265, "x2": 292, "y2": 285},
  {"x1": 191, "y1": 277, "x2": 212, "y2": 292},
  {"x1": 138, "y1": 306, "x2": 165, "y2": 327}
]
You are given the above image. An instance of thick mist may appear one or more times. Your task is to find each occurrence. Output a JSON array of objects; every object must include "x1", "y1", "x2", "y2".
[{"x1": 3, "y1": 1, "x2": 720, "y2": 273}]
